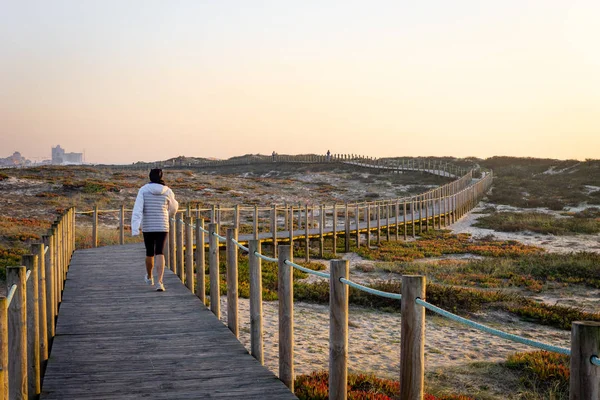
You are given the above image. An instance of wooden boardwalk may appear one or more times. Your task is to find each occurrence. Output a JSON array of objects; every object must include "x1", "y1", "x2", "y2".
[{"x1": 41, "y1": 244, "x2": 297, "y2": 399}]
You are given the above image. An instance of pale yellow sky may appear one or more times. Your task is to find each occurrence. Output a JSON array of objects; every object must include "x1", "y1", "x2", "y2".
[{"x1": 1, "y1": 1, "x2": 599, "y2": 163}]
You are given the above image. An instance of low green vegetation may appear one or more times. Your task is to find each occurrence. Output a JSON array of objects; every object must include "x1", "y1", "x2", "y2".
[{"x1": 474, "y1": 211, "x2": 600, "y2": 235}]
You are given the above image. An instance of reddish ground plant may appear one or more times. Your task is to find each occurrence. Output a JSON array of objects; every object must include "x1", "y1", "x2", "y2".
[{"x1": 294, "y1": 371, "x2": 474, "y2": 400}]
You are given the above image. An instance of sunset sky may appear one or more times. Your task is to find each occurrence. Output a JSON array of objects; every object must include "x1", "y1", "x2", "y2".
[{"x1": 2, "y1": 1, "x2": 599, "y2": 164}]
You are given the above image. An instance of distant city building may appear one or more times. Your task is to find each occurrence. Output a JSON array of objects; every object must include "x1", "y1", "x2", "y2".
[
  {"x1": 0, "y1": 151, "x2": 30, "y2": 167},
  {"x1": 52, "y1": 145, "x2": 83, "y2": 164}
]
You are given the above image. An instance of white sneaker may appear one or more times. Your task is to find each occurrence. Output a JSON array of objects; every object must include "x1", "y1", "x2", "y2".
[
  {"x1": 156, "y1": 282, "x2": 165, "y2": 292},
  {"x1": 145, "y1": 275, "x2": 154, "y2": 285}
]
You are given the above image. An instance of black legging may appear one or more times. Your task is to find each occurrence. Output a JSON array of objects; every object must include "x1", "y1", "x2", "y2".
[{"x1": 143, "y1": 232, "x2": 168, "y2": 257}]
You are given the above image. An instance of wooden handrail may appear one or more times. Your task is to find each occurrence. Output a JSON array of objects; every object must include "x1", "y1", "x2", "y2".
[{"x1": 1, "y1": 207, "x2": 75, "y2": 399}]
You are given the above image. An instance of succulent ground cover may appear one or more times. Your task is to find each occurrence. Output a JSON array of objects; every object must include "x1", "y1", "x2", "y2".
[
  {"x1": 506, "y1": 351, "x2": 570, "y2": 399},
  {"x1": 294, "y1": 371, "x2": 475, "y2": 399}
]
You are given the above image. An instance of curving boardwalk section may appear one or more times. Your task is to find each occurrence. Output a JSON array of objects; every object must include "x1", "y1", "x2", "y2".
[{"x1": 41, "y1": 244, "x2": 297, "y2": 399}]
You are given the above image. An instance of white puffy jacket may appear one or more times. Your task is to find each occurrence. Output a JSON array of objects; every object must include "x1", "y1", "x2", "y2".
[{"x1": 131, "y1": 183, "x2": 178, "y2": 235}]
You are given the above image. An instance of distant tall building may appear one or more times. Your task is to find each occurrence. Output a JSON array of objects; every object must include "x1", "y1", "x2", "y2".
[{"x1": 52, "y1": 145, "x2": 83, "y2": 164}]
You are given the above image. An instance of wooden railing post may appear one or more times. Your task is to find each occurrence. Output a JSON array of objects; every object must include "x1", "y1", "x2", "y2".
[
  {"x1": 253, "y1": 205, "x2": 259, "y2": 240},
  {"x1": 403, "y1": 201, "x2": 408, "y2": 240},
  {"x1": 42, "y1": 235, "x2": 55, "y2": 340},
  {"x1": 119, "y1": 204, "x2": 125, "y2": 245},
  {"x1": 386, "y1": 203, "x2": 391, "y2": 242},
  {"x1": 319, "y1": 205, "x2": 324, "y2": 258},
  {"x1": 425, "y1": 198, "x2": 429, "y2": 231},
  {"x1": 288, "y1": 206, "x2": 294, "y2": 251},
  {"x1": 0, "y1": 298, "x2": 8, "y2": 400},
  {"x1": 51, "y1": 225, "x2": 60, "y2": 317},
  {"x1": 67, "y1": 208, "x2": 72, "y2": 259},
  {"x1": 195, "y1": 218, "x2": 206, "y2": 304},
  {"x1": 446, "y1": 194, "x2": 450, "y2": 226},
  {"x1": 233, "y1": 205, "x2": 240, "y2": 230},
  {"x1": 63, "y1": 213, "x2": 68, "y2": 279},
  {"x1": 569, "y1": 321, "x2": 600, "y2": 399},
  {"x1": 278, "y1": 245, "x2": 294, "y2": 391},
  {"x1": 411, "y1": 200, "x2": 416, "y2": 238},
  {"x1": 271, "y1": 205, "x2": 278, "y2": 258},
  {"x1": 226, "y1": 228, "x2": 238, "y2": 337},
  {"x1": 355, "y1": 204, "x2": 360, "y2": 248},
  {"x1": 169, "y1": 218, "x2": 176, "y2": 272},
  {"x1": 60, "y1": 217, "x2": 66, "y2": 286},
  {"x1": 68, "y1": 208, "x2": 73, "y2": 258},
  {"x1": 344, "y1": 203, "x2": 350, "y2": 253},
  {"x1": 329, "y1": 260, "x2": 349, "y2": 400},
  {"x1": 418, "y1": 198, "x2": 423, "y2": 233},
  {"x1": 22, "y1": 255, "x2": 40, "y2": 398},
  {"x1": 395, "y1": 201, "x2": 400, "y2": 241},
  {"x1": 92, "y1": 205, "x2": 98, "y2": 248},
  {"x1": 249, "y1": 240, "x2": 264, "y2": 365},
  {"x1": 305, "y1": 204, "x2": 310, "y2": 262},
  {"x1": 7, "y1": 266, "x2": 27, "y2": 400},
  {"x1": 441, "y1": 195, "x2": 446, "y2": 228},
  {"x1": 400, "y1": 275, "x2": 425, "y2": 400},
  {"x1": 208, "y1": 223, "x2": 220, "y2": 318},
  {"x1": 32, "y1": 244, "x2": 48, "y2": 363},
  {"x1": 332, "y1": 204, "x2": 338, "y2": 255},
  {"x1": 376, "y1": 204, "x2": 381, "y2": 244},
  {"x1": 176, "y1": 212, "x2": 184, "y2": 281},
  {"x1": 185, "y1": 216, "x2": 194, "y2": 291},
  {"x1": 366, "y1": 204, "x2": 371, "y2": 248}
]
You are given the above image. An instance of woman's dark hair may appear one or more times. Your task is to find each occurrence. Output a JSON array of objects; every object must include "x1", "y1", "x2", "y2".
[{"x1": 149, "y1": 169, "x2": 165, "y2": 185}]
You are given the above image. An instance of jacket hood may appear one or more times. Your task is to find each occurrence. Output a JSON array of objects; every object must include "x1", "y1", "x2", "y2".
[{"x1": 145, "y1": 183, "x2": 169, "y2": 195}]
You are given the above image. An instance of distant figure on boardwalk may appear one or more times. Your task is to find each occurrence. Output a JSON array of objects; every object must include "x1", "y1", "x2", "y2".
[
  {"x1": 131, "y1": 168, "x2": 179, "y2": 291},
  {"x1": 272, "y1": 151, "x2": 277, "y2": 162},
  {"x1": 326, "y1": 150, "x2": 331, "y2": 162}
]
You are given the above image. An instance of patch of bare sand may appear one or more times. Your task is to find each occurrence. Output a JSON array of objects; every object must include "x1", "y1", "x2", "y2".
[{"x1": 218, "y1": 296, "x2": 570, "y2": 381}]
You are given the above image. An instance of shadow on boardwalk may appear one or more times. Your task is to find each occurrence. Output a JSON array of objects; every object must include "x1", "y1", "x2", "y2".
[{"x1": 41, "y1": 243, "x2": 297, "y2": 399}]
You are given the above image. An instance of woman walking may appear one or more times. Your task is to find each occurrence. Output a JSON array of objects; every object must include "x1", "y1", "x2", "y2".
[{"x1": 131, "y1": 168, "x2": 179, "y2": 291}]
